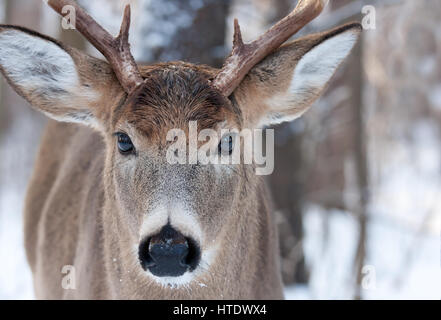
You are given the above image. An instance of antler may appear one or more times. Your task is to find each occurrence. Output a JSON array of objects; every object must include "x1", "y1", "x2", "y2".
[
  {"x1": 47, "y1": 0, "x2": 144, "y2": 93},
  {"x1": 213, "y1": 0, "x2": 327, "y2": 97}
]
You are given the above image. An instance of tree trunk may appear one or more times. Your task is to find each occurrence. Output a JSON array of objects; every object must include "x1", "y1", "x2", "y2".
[
  {"x1": 0, "y1": 0, "x2": 47, "y2": 299},
  {"x1": 0, "y1": 0, "x2": 47, "y2": 191},
  {"x1": 265, "y1": 0, "x2": 309, "y2": 285},
  {"x1": 137, "y1": 0, "x2": 231, "y2": 67},
  {"x1": 350, "y1": 32, "x2": 368, "y2": 300}
]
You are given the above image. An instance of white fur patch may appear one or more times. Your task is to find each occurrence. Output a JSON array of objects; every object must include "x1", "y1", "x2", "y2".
[
  {"x1": 289, "y1": 29, "x2": 358, "y2": 98},
  {"x1": 147, "y1": 245, "x2": 218, "y2": 289},
  {"x1": 169, "y1": 204, "x2": 203, "y2": 245},
  {"x1": 43, "y1": 110, "x2": 101, "y2": 130},
  {"x1": 140, "y1": 203, "x2": 203, "y2": 245},
  {"x1": 0, "y1": 29, "x2": 79, "y2": 97},
  {"x1": 0, "y1": 29, "x2": 101, "y2": 128},
  {"x1": 263, "y1": 29, "x2": 359, "y2": 127},
  {"x1": 139, "y1": 204, "x2": 170, "y2": 239},
  {"x1": 139, "y1": 202, "x2": 217, "y2": 288}
]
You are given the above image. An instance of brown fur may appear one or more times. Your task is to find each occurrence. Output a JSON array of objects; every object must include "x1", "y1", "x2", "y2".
[
  {"x1": 0, "y1": 22, "x2": 360, "y2": 299},
  {"x1": 20, "y1": 58, "x2": 284, "y2": 299}
]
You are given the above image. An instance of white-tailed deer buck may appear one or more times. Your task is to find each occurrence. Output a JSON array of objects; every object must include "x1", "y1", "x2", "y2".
[{"x1": 0, "y1": 0, "x2": 360, "y2": 299}]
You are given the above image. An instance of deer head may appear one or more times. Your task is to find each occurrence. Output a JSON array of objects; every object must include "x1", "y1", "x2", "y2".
[{"x1": 0, "y1": 0, "x2": 360, "y2": 290}]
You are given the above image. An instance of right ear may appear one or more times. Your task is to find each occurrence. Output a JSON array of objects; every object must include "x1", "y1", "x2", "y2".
[
  {"x1": 233, "y1": 23, "x2": 361, "y2": 128},
  {"x1": 0, "y1": 25, "x2": 123, "y2": 129}
]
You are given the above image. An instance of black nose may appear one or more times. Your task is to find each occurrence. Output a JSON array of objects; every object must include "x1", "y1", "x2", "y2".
[{"x1": 139, "y1": 224, "x2": 200, "y2": 277}]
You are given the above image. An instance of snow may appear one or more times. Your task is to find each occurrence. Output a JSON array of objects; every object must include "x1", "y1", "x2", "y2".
[
  {"x1": 0, "y1": 109, "x2": 43, "y2": 300},
  {"x1": 295, "y1": 207, "x2": 359, "y2": 299},
  {"x1": 429, "y1": 85, "x2": 441, "y2": 111},
  {"x1": 285, "y1": 205, "x2": 440, "y2": 300},
  {"x1": 0, "y1": 190, "x2": 33, "y2": 299},
  {"x1": 285, "y1": 120, "x2": 441, "y2": 300}
]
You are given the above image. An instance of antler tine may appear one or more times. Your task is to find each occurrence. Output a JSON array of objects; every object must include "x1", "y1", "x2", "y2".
[
  {"x1": 213, "y1": 0, "x2": 327, "y2": 97},
  {"x1": 47, "y1": 0, "x2": 144, "y2": 93}
]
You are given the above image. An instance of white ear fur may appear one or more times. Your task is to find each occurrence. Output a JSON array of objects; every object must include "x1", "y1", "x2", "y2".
[
  {"x1": 0, "y1": 29, "x2": 79, "y2": 98},
  {"x1": 290, "y1": 29, "x2": 359, "y2": 99},
  {"x1": 0, "y1": 28, "x2": 102, "y2": 128},
  {"x1": 262, "y1": 28, "x2": 360, "y2": 127}
]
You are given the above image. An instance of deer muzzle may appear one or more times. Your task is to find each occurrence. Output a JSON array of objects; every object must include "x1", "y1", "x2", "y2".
[{"x1": 138, "y1": 224, "x2": 200, "y2": 277}]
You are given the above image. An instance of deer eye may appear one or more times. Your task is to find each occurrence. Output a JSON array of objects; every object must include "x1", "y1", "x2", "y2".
[
  {"x1": 218, "y1": 134, "x2": 234, "y2": 155},
  {"x1": 115, "y1": 132, "x2": 135, "y2": 155}
]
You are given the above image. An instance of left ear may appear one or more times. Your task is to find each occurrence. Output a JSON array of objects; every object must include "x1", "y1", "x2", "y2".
[
  {"x1": 234, "y1": 23, "x2": 362, "y2": 128},
  {"x1": 0, "y1": 25, "x2": 121, "y2": 130}
]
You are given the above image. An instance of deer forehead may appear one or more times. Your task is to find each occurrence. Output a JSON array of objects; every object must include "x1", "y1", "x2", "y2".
[{"x1": 112, "y1": 64, "x2": 242, "y2": 140}]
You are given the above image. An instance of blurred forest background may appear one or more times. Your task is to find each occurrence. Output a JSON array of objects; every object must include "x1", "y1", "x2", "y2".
[{"x1": 0, "y1": 0, "x2": 440, "y2": 299}]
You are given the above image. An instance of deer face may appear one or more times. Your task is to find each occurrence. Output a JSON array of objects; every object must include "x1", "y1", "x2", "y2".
[
  {"x1": 107, "y1": 64, "x2": 246, "y2": 283},
  {"x1": 0, "y1": 0, "x2": 360, "y2": 288}
]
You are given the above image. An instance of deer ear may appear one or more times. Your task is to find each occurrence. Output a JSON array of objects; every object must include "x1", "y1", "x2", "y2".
[
  {"x1": 0, "y1": 26, "x2": 120, "y2": 129},
  {"x1": 234, "y1": 23, "x2": 361, "y2": 128}
]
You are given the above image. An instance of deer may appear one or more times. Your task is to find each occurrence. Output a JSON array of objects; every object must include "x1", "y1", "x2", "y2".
[{"x1": 0, "y1": 0, "x2": 360, "y2": 299}]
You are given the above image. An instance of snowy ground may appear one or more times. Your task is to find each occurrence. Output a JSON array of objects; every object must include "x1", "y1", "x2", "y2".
[
  {"x1": 0, "y1": 189, "x2": 33, "y2": 299},
  {"x1": 285, "y1": 206, "x2": 440, "y2": 300},
  {"x1": 0, "y1": 108, "x2": 43, "y2": 300},
  {"x1": 285, "y1": 120, "x2": 441, "y2": 300}
]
